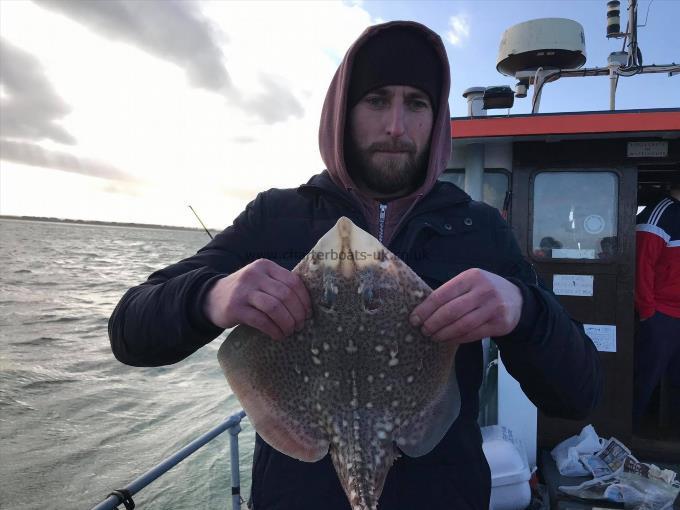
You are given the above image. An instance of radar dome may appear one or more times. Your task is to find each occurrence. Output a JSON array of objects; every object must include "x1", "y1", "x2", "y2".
[{"x1": 497, "y1": 18, "x2": 586, "y2": 76}]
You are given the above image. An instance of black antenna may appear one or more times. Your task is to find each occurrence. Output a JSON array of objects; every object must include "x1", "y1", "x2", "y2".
[{"x1": 188, "y1": 205, "x2": 213, "y2": 239}]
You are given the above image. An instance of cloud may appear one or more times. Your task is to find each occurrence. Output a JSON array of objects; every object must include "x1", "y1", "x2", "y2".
[
  {"x1": 0, "y1": 139, "x2": 141, "y2": 184},
  {"x1": 0, "y1": 0, "x2": 376, "y2": 226},
  {"x1": 242, "y1": 74, "x2": 305, "y2": 124},
  {"x1": 0, "y1": 38, "x2": 75, "y2": 144},
  {"x1": 33, "y1": 0, "x2": 304, "y2": 124},
  {"x1": 35, "y1": 0, "x2": 231, "y2": 93},
  {"x1": 446, "y1": 14, "x2": 470, "y2": 47},
  {"x1": 0, "y1": 38, "x2": 137, "y2": 185}
]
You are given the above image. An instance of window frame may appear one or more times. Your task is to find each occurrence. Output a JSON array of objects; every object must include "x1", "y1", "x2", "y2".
[
  {"x1": 440, "y1": 167, "x2": 511, "y2": 213},
  {"x1": 528, "y1": 168, "x2": 621, "y2": 264}
]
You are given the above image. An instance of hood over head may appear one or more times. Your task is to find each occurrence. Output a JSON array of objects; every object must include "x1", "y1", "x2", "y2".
[
  {"x1": 347, "y1": 26, "x2": 442, "y2": 115},
  {"x1": 319, "y1": 21, "x2": 452, "y2": 206}
]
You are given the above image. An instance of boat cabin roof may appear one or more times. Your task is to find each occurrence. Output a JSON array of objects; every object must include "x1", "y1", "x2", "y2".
[{"x1": 450, "y1": 108, "x2": 680, "y2": 144}]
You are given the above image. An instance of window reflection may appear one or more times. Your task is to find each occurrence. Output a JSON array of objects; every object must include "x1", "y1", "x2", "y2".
[
  {"x1": 439, "y1": 170, "x2": 465, "y2": 189},
  {"x1": 440, "y1": 170, "x2": 509, "y2": 212},
  {"x1": 532, "y1": 172, "x2": 618, "y2": 260}
]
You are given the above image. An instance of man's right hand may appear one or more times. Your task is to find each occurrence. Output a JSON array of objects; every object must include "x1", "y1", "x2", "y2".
[{"x1": 204, "y1": 259, "x2": 312, "y2": 340}]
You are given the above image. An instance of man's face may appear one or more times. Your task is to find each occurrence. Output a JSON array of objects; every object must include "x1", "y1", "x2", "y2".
[{"x1": 346, "y1": 85, "x2": 434, "y2": 199}]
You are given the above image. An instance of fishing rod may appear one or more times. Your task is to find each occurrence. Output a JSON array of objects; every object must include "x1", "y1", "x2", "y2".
[{"x1": 188, "y1": 205, "x2": 213, "y2": 239}]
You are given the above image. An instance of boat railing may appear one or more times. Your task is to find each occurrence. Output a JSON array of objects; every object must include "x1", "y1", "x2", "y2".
[{"x1": 90, "y1": 410, "x2": 247, "y2": 510}]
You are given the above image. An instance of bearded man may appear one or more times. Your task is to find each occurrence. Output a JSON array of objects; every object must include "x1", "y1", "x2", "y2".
[{"x1": 110, "y1": 21, "x2": 602, "y2": 510}]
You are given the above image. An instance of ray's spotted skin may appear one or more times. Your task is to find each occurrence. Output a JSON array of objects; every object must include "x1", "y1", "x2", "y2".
[{"x1": 218, "y1": 217, "x2": 460, "y2": 510}]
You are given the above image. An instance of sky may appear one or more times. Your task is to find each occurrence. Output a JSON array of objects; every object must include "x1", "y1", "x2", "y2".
[{"x1": 1, "y1": 0, "x2": 678, "y2": 229}]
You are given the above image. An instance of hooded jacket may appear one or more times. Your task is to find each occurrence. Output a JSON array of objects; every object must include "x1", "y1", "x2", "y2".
[
  {"x1": 319, "y1": 21, "x2": 452, "y2": 246},
  {"x1": 109, "y1": 20, "x2": 602, "y2": 510}
]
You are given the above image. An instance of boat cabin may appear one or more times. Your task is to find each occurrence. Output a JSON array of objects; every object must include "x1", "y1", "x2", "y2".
[{"x1": 446, "y1": 108, "x2": 680, "y2": 462}]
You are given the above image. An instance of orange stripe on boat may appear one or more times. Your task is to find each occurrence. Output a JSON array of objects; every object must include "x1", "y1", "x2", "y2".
[{"x1": 450, "y1": 110, "x2": 680, "y2": 138}]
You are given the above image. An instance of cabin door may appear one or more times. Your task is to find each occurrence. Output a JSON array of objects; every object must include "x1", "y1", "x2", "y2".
[{"x1": 510, "y1": 163, "x2": 638, "y2": 450}]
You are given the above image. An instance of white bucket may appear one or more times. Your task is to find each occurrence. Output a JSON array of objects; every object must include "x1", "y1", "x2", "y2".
[{"x1": 482, "y1": 425, "x2": 532, "y2": 510}]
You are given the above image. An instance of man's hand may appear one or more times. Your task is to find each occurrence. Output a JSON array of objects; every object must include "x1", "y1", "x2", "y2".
[
  {"x1": 204, "y1": 259, "x2": 312, "y2": 340},
  {"x1": 409, "y1": 268, "x2": 523, "y2": 344}
]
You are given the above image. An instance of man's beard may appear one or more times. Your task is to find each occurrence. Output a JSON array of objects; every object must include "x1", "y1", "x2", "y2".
[{"x1": 346, "y1": 138, "x2": 430, "y2": 196}]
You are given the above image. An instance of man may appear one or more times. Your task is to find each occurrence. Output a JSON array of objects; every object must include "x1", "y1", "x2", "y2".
[
  {"x1": 633, "y1": 174, "x2": 680, "y2": 429},
  {"x1": 110, "y1": 21, "x2": 602, "y2": 509}
]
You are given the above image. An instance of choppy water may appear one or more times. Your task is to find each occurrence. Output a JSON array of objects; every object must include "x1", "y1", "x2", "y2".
[{"x1": 0, "y1": 219, "x2": 254, "y2": 510}]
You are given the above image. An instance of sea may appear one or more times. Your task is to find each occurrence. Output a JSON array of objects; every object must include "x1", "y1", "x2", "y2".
[{"x1": 0, "y1": 218, "x2": 254, "y2": 510}]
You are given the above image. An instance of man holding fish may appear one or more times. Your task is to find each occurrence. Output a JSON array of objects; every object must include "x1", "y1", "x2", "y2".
[{"x1": 111, "y1": 21, "x2": 602, "y2": 510}]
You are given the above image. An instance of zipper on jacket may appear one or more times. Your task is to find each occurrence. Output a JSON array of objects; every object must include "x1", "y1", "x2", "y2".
[{"x1": 378, "y1": 203, "x2": 387, "y2": 243}]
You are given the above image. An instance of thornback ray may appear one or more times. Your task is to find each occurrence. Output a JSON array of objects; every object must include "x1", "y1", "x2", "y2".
[{"x1": 218, "y1": 216, "x2": 460, "y2": 510}]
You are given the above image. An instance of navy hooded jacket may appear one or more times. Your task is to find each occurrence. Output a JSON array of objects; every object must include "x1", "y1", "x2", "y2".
[{"x1": 109, "y1": 170, "x2": 602, "y2": 510}]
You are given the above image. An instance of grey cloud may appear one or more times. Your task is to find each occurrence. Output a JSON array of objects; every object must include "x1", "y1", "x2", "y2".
[
  {"x1": 34, "y1": 0, "x2": 304, "y2": 124},
  {"x1": 242, "y1": 74, "x2": 305, "y2": 124},
  {"x1": 35, "y1": 0, "x2": 231, "y2": 92},
  {"x1": 0, "y1": 38, "x2": 76, "y2": 144},
  {"x1": 0, "y1": 139, "x2": 140, "y2": 184},
  {"x1": 0, "y1": 40, "x2": 139, "y2": 187}
]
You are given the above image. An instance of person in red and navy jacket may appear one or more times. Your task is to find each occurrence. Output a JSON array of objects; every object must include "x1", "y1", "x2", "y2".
[{"x1": 633, "y1": 173, "x2": 680, "y2": 430}]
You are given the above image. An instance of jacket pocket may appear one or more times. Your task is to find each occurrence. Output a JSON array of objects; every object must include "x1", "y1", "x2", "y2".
[{"x1": 403, "y1": 216, "x2": 493, "y2": 271}]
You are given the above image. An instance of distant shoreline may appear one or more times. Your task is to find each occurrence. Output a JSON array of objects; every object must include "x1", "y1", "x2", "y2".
[{"x1": 0, "y1": 215, "x2": 214, "y2": 233}]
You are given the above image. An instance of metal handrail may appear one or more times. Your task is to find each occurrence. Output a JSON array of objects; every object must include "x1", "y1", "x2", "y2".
[{"x1": 91, "y1": 410, "x2": 247, "y2": 510}]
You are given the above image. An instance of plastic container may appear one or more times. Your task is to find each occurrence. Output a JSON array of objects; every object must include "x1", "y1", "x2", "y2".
[{"x1": 482, "y1": 425, "x2": 532, "y2": 510}]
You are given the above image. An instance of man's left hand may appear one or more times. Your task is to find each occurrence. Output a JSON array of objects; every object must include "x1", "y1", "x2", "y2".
[{"x1": 409, "y1": 268, "x2": 523, "y2": 344}]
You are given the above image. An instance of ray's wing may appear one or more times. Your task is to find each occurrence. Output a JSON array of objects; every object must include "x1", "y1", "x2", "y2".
[
  {"x1": 218, "y1": 325, "x2": 329, "y2": 462},
  {"x1": 394, "y1": 351, "x2": 460, "y2": 457},
  {"x1": 390, "y1": 259, "x2": 461, "y2": 458}
]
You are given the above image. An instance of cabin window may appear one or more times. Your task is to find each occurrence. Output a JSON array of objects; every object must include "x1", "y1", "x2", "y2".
[
  {"x1": 532, "y1": 171, "x2": 618, "y2": 260},
  {"x1": 440, "y1": 169, "x2": 509, "y2": 212}
]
